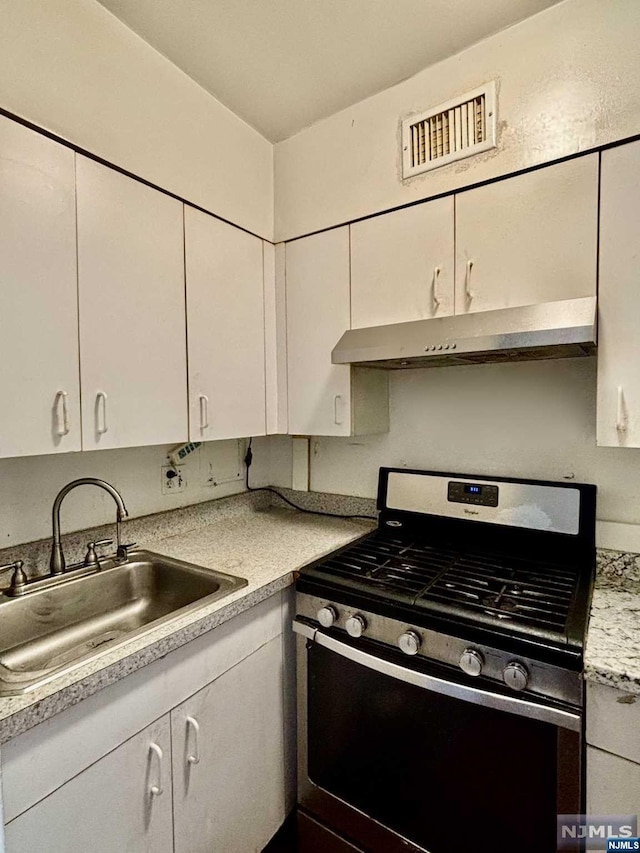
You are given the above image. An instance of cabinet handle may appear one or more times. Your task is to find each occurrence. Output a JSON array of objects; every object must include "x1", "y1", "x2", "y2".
[
  {"x1": 96, "y1": 391, "x2": 108, "y2": 435},
  {"x1": 432, "y1": 266, "x2": 442, "y2": 311},
  {"x1": 186, "y1": 715, "x2": 201, "y2": 765},
  {"x1": 148, "y1": 742, "x2": 164, "y2": 796},
  {"x1": 333, "y1": 394, "x2": 343, "y2": 426},
  {"x1": 55, "y1": 390, "x2": 70, "y2": 436},
  {"x1": 616, "y1": 386, "x2": 628, "y2": 435},
  {"x1": 465, "y1": 259, "x2": 475, "y2": 304},
  {"x1": 199, "y1": 394, "x2": 209, "y2": 430}
]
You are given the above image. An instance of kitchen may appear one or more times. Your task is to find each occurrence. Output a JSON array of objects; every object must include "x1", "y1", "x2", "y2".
[{"x1": 0, "y1": 0, "x2": 639, "y2": 851}]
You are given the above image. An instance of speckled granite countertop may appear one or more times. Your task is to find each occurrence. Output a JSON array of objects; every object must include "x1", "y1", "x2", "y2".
[
  {"x1": 585, "y1": 549, "x2": 640, "y2": 696},
  {"x1": 0, "y1": 491, "x2": 374, "y2": 743}
]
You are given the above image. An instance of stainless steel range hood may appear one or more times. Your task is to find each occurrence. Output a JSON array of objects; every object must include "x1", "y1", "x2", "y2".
[{"x1": 332, "y1": 296, "x2": 597, "y2": 369}]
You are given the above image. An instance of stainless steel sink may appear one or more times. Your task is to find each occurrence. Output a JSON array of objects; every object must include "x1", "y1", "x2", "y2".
[{"x1": 0, "y1": 550, "x2": 247, "y2": 696}]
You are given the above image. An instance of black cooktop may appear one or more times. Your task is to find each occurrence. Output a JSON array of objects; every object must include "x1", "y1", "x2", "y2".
[
  {"x1": 300, "y1": 530, "x2": 588, "y2": 647},
  {"x1": 297, "y1": 468, "x2": 597, "y2": 661}
]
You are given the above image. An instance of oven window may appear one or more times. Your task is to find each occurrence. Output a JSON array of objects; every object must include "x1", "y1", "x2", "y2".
[{"x1": 307, "y1": 642, "x2": 561, "y2": 853}]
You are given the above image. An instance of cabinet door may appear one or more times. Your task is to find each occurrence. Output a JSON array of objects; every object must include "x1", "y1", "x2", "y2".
[
  {"x1": 0, "y1": 116, "x2": 80, "y2": 458},
  {"x1": 351, "y1": 196, "x2": 454, "y2": 328},
  {"x1": 455, "y1": 155, "x2": 598, "y2": 314},
  {"x1": 587, "y1": 746, "x2": 640, "y2": 816},
  {"x1": 76, "y1": 156, "x2": 188, "y2": 450},
  {"x1": 184, "y1": 207, "x2": 266, "y2": 440},
  {"x1": 4, "y1": 715, "x2": 173, "y2": 853},
  {"x1": 597, "y1": 140, "x2": 640, "y2": 447},
  {"x1": 171, "y1": 636, "x2": 286, "y2": 853},
  {"x1": 286, "y1": 227, "x2": 352, "y2": 436}
]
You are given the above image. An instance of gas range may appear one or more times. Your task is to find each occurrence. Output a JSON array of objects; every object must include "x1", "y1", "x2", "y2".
[
  {"x1": 296, "y1": 467, "x2": 596, "y2": 704},
  {"x1": 294, "y1": 468, "x2": 596, "y2": 853}
]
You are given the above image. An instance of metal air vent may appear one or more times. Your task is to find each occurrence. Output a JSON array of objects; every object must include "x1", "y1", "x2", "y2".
[{"x1": 402, "y1": 82, "x2": 496, "y2": 178}]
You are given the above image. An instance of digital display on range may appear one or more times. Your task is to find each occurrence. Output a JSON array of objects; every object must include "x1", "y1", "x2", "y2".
[{"x1": 448, "y1": 481, "x2": 499, "y2": 507}]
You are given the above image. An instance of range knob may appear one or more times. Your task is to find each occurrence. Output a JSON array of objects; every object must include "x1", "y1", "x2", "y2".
[
  {"x1": 460, "y1": 648, "x2": 484, "y2": 677},
  {"x1": 503, "y1": 662, "x2": 529, "y2": 692},
  {"x1": 345, "y1": 614, "x2": 367, "y2": 638},
  {"x1": 398, "y1": 631, "x2": 421, "y2": 656},
  {"x1": 317, "y1": 606, "x2": 338, "y2": 628}
]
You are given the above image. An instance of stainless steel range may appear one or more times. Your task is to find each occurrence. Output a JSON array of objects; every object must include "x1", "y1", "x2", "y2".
[{"x1": 293, "y1": 468, "x2": 596, "y2": 853}]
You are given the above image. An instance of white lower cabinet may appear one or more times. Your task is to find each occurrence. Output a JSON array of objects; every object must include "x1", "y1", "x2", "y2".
[
  {"x1": 1, "y1": 593, "x2": 291, "y2": 853},
  {"x1": 5, "y1": 715, "x2": 173, "y2": 853},
  {"x1": 171, "y1": 637, "x2": 286, "y2": 853},
  {"x1": 586, "y1": 681, "x2": 640, "y2": 838}
]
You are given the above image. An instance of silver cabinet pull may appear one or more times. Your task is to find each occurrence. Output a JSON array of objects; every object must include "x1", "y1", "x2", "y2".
[
  {"x1": 333, "y1": 394, "x2": 343, "y2": 426},
  {"x1": 199, "y1": 394, "x2": 209, "y2": 430},
  {"x1": 148, "y1": 742, "x2": 164, "y2": 796},
  {"x1": 55, "y1": 390, "x2": 70, "y2": 436},
  {"x1": 465, "y1": 259, "x2": 475, "y2": 304},
  {"x1": 616, "y1": 385, "x2": 628, "y2": 435},
  {"x1": 432, "y1": 266, "x2": 442, "y2": 311},
  {"x1": 186, "y1": 715, "x2": 201, "y2": 765},
  {"x1": 96, "y1": 391, "x2": 108, "y2": 435}
]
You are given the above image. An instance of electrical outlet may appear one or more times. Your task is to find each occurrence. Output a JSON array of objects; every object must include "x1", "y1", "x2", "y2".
[{"x1": 162, "y1": 465, "x2": 186, "y2": 495}]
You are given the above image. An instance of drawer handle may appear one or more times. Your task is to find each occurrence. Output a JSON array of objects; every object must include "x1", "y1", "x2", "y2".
[
  {"x1": 333, "y1": 394, "x2": 343, "y2": 426},
  {"x1": 149, "y1": 742, "x2": 164, "y2": 796},
  {"x1": 465, "y1": 259, "x2": 475, "y2": 304},
  {"x1": 96, "y1": 391, "x2": 108, "y2": 435},
  {"x1": 432, "y1": 266, "x2": 442, "y2": 311},
  {"x1": 186, "y1": 715, "x2": 201, "y2": 765},
  {"x1": 55, "y1": 390, "x2": 70, "y2": 436},
  {"x1": 199, "y1": 394, "x2": 209, "y2": 431},
  {"x1": 616, "y1": 385, "x2": 628, "y2": 435}
]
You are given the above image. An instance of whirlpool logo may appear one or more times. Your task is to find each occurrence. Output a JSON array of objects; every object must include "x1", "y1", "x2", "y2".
[{"x1": 557, "y1": 815, "x2": 638, "y2": 850}]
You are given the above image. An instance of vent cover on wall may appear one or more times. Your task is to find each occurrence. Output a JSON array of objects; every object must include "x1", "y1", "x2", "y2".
[{"x1": 402, "y1": 82, "x2": 496, "y2": 179}]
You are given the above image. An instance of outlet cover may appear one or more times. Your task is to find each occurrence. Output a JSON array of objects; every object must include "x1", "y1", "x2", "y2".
[{"x1": 162, "y1": 465, "x2": 186, "y2": 495}]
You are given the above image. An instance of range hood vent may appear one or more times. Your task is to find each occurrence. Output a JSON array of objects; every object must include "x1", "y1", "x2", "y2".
[{"x1": 332, "y1": 297, "x2": 597, "y2": 370}]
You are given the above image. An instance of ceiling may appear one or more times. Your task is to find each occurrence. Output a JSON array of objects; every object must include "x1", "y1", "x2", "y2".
[{"x1": 97, "y1": 0, "x2": 564, "y2": 143}]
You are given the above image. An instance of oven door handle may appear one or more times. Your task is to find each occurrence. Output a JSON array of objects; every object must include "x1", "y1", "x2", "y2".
[{"x1": 293, "y1": 620, "x2": 581, "y2": 732}]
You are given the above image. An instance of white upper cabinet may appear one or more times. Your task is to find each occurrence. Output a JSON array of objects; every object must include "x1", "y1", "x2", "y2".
[
  {"x1": 454, "y1": 155, "x2": 598, "y2": 314},
  {"x1": 76, "y1": 156, "x2": 188, "y2": 450},
  {"x1": 0, "y1": 116, "x2": 80, "y2": 458},
  {"x1": 184, "y1": 207, "x2": 266, "y2": 441},
  {"x1": 286, "y1": 227, "x2": 388, "y2": 437},
  {"x1": 597, "y1": 140, "x2": 640, "y2": 447},
  {"x1": 351, "y1": 197, "x2": 455, "y2": 328}
]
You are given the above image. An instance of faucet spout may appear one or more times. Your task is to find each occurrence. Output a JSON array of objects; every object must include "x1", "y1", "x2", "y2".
[{"x1": 50, "y1": 478, "x2": 128, "y2": 575}]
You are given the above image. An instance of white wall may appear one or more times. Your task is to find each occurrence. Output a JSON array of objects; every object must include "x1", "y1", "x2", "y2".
[
  {"x1": 275, "y1": 0, "x2": 640, "y2": 240},
  {"x1": 0, "y1": 0, "x2": 273, "y2": 239},
  {"x1": 0, "y1": 440, "x2": 252, "y2": 549},
  {"x1": 306, "y1": 359, "x2": 640, "y2": 532}
]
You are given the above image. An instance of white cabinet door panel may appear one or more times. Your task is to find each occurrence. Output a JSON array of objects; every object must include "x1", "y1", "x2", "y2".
[
  {"x1": 286, "y1": 227, "x2": 352, "y2": 436},
  {"x1": 76, "y1": 156, "x2": 188, "y2": 450},
  {"x1": 351, "y1": 196, "x2": 454, "y2": 328},
  {"x1": 0, "y1": 116, "x2": 80, "y2": 458},
  {"x1": 185, "y1": 207, "x2": 266, "y2": 441},
  {"x1": 587, "y1": 746, "x2": 640, "y2": 816},
  {"x1": 455, "y1": 155, "x2": 598, "y2": 314},
  {"x1": 4, "y1": 715, "x2": 173, "y2": 853},
  {"x1": 597, "y1": 140, "x2": 640, "y2": 447},
  {"x1": 171, "y1": 636, "x2": 286, "y2": 853}
]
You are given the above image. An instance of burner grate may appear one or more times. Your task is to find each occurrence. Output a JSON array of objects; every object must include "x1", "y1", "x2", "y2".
[{"x1": 308, "y1": 532, "x2": 580, "y2": 636}]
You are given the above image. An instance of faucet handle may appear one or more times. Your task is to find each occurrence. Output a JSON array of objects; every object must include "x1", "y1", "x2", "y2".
[
  {"x1": 84, "y1": 539, "x2": 114, "y2": 568},
  {"x1": 0, "y1": 560, "x2": 27, "y2": 596}
]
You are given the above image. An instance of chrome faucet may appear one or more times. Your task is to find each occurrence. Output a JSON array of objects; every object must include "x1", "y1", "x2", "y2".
[{"x1": 50, "y1": 478, "x2": 129, "y2": 575}]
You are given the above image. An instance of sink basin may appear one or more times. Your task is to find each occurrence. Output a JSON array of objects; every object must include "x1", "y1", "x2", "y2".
[{"x1": 0, "y1": 549, "x2": 247, "y2": 696}]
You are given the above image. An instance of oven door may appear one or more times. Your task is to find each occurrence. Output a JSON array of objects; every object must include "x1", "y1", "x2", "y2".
[{"x1": 295, "y1": 620, "x2": 582, "y2": 853}]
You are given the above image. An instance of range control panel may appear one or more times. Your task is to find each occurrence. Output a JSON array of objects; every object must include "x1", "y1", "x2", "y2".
[{"x1": 447, "y1": 481, "x2": 499, "y2": 507}]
